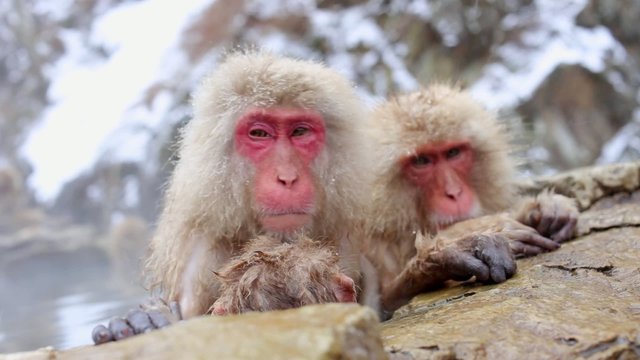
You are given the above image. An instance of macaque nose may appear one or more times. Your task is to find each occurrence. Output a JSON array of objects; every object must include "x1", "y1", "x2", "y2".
[
  {"x1": 442, "y1": 169, "x2": 463, "y2": 200},
  {"x1": 277, "y1": 168, "x2": 298, "y2": 188},
  {"x1": 445, "y1": 186, "x2": 462, "y2": 200}
]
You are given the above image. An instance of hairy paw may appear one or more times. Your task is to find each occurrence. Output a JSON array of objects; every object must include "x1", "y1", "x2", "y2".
[
  {"x1": 431, "y1": 233, "x2": 517, "y2": 284},
  {"x1": 517, "y1": 191, "x2": 579, "y2": 243}
]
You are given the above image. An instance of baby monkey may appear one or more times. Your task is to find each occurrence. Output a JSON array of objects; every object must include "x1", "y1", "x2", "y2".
[{"x1": 211, "y1": 235, "x2": 357, "y2": 315}]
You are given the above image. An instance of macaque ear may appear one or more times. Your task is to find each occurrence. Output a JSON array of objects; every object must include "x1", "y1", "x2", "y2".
[{"x1": 332, "y1": 274, "x2": 357, "y2": 303}]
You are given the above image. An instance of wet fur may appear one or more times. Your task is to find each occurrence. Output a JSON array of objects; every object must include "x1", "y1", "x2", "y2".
[{"x1": 212, "y1": 235, "x2": 345, "y2": 313}]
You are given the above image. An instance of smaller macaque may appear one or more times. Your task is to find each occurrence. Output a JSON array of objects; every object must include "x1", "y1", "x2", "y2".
[
  {"x1": 211, "y1": 235, "x2": 356, "y2": 315},
  {"x1": 364, "y1": 84, "x2": 579, "y2": 316}
]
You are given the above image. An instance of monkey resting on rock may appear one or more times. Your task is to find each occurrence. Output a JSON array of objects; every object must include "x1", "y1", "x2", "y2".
[{"x1": 362, "y1": 84, "x2": 578, "y2": 317}]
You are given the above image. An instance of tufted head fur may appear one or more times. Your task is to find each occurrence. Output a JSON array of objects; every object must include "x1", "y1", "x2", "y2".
[{"x1": 366, "y1": 84, "x2": 516, "y2": 238}]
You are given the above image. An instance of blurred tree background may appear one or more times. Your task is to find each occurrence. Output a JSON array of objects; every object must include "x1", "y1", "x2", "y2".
[
  {"x1": 2, "y1": 0, "x2": 640, "y2": 231},
  {"x1": 1, "y1": 0, "x2": 639, "y2": 352}
]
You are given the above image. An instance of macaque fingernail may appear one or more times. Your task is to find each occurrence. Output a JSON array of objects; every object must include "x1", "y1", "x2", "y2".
[{"x1": 91, "y1": 325, "x2": 113, "y2": 345}]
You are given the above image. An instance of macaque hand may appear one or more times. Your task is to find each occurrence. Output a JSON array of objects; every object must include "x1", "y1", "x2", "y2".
[
  {"x1": 515, "y1": 191, "x2": 579, "y2": 243},
  {"x1": 428, "y1": 233, "x2": 517, "y2": 284},
  {"x1": 500, "y1": 220, "x2": 561, "y2": 258},
  {"x1": 91, "y1": 300, "x2": 182, "y2": 345},
  {"x1": 437, "y1": 215, "x2": 561, "y2": 258}
]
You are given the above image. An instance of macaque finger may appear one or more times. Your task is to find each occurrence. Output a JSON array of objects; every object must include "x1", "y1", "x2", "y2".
[
  {"x1": 475, "y1": 238, "x2": 515, "y2": 283},
  {"x1": 551, "y1": 217, "x2": 577, "y2": 243},
  {"x1": 536, "y1": 213, "x2": 554, "y2": 236},
  {"x1": 147, "y1": 309, "x2": 172, "y2": 328},
  {"x1": 91, "y1": 324, "x2": 114, "y2": 345},
  {"x1": 169, "y1": 301, "x2": 183, "y2": 321},
  {"x1": 126, "y1": 309, "x2": 155, "y2": 334},
  {"x1": 526, "y1": 208, "x2": 542, "y2": 229},
  {"x1": 509, "y1": 241, "x2": 545, "y2": 258},
  {"x1": 108, "y1": 317, "x2": 135, "y2": 341},
  {"x1": 506, "y1": 230, "x2": 559, "y2": 251},
  {"x1": 489, "y1": 263, "x2": 507, "y2": 283},
  {"x1": 444, "y1": 251, "x2": 490, "y2": 282},
  {"x1": 504, "y1": 251, "x2": 518, "y2": 277},
  {"x1": 547, "y1": 213, "x2": 567, "y2": 237}
]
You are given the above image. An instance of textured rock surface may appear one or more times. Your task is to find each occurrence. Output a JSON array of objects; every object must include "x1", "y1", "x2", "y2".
[
  {"x1": 0, "y1": 304, "x2": 386, "y2": 360},
  {"x1": 517, "y1": 162, "x2": 640, "y2": 210},
  {"x1": 383, "y1": 162, "x2": 640, "y2": 360}
]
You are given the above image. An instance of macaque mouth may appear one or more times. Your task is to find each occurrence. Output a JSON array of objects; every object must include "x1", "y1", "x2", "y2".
[
  {"x1": 259, "y1": 208, "x2": 315, "y2": 232},
  {"x1": 433, "y1": 217, "x2": 468, "y2": 231},
  {"x1": 431, "y1": 208, "x2": 481, "y2": 231},
  {"x1": 431, "y1": 200, "x2": 482, "y2": 230},
  {"x1": 263, "y1": 210, "x2": 311, "y2": 216}
]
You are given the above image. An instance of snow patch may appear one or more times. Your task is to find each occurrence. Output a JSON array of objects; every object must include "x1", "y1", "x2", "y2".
[
  {"x1": 471, "y1": 0, "x2": 626, "y2": 110},
  {"x1": 22, "y1": 0, "x2": 215, "y2": 202}
]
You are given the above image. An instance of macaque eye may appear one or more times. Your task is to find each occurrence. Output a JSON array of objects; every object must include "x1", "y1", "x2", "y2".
[
  {"x1": 291, "y1": 126, "x2": 310, "y2": 137},
  {"x1": 249, "y1": 129, "x2": 271, "y2": 138},
  {"x1": 446, "y1": 147, "x2": 461, "y2": 159},
  {"x1": 411, "y1": 155, "x2": 432, "y2": 167}
]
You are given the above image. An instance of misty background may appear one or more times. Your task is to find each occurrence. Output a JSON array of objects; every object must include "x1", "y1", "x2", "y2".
[{"x1": 1, "y1": 0, "x2": 639, "y2": 353}]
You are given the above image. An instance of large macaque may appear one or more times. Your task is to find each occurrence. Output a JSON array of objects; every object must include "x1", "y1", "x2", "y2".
[
  {"x1": 92, "y1": 51, "x2": 371, "y2": 344},
  {"x1": 364, "y1": 84, "x2": 578, "y2": 316}
]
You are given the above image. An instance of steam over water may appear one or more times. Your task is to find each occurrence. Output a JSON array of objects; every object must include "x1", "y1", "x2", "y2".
[{"x1": 0, "y1": 248, "x2": 146, "y2": 353}]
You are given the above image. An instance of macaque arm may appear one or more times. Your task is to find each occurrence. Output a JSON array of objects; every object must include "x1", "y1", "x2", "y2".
[
  {"x1": 379, "y1": 254, "x2": 447, "y2": 318},
  {"x1": 92, "y1": 300, "x2": 182, "y2": 345},
  {"x1": 380, "y1": 232, "x2": 516, "y2": 317},
  {"x1": 513, "y1": 190, "x2": 579, "y2": 243}
]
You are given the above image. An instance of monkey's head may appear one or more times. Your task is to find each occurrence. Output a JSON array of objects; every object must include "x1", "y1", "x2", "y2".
[
  {"x1": 168, "y1": 50, "x2": 370, "y2": 241},
  {"x1": 368, "y1": 84, "x2": 515, "y2": 233},
  {"x1": 210, "y1": 235, "x2": 356, "y2": 314}
]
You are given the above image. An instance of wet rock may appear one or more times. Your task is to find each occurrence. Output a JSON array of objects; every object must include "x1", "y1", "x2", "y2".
[
  {"x1": 517, "y1": 161, "x2": 640, "y2": 210},
  {"x1": 1, "y1": 304, "x2": 386, "y2": 360}
]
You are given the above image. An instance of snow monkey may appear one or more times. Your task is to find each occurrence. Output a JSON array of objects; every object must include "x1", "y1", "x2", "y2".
[
  {"x1": 92, "y1": 51, "x2": 370, "y2": 344},
  {"x1": 364, "y1": 84, "x2": 578, "y2": 317}
]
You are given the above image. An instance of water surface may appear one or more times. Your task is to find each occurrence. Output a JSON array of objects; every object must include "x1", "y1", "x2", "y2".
[{"x1": 0, "y1": 247, "x2": 147, "y2": 353}]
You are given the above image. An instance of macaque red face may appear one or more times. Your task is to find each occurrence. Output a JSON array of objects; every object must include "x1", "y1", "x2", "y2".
[
  {"x1": 234, "y1": 107, "x2": 326, "y2": 233},
  {"x1": 403, "y1": 140, "x2": 479, "y2": 228}
]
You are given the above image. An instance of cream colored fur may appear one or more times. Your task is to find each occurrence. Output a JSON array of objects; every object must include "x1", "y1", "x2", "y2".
[
  {"x1": 364, "y1": 84, "x2": 517, "y2": 284},
  {"x1": 144, "y1": 50, "x2": 371, "y2": 317}
]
